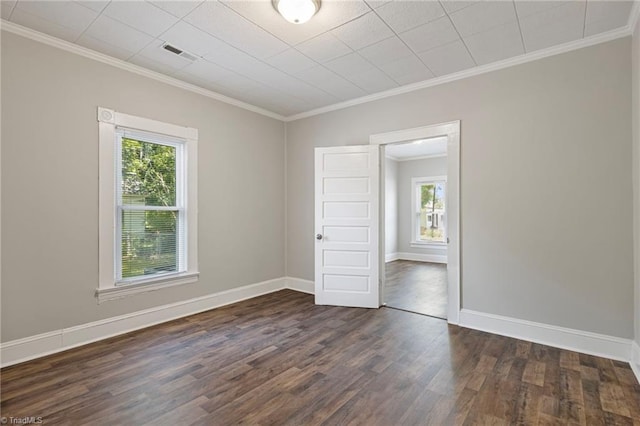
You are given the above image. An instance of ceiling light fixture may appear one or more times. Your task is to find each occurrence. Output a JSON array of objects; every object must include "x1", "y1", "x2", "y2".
[{"x1": 272, "y1": 0, "x2": 320, "y2": 24}]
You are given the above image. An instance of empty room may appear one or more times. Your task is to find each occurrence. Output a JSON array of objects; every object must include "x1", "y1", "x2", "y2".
[{"x1": 2, "y1": 0, "x2": 640, "y2": 424}]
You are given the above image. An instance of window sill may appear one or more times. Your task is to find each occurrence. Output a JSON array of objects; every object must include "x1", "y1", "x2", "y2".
[
  {"x1": 410, "y1": 241, "x2": 447, "y2": 249},
  {"x1": 95, "y1": 272, "x2": 199, "y2": 304}
]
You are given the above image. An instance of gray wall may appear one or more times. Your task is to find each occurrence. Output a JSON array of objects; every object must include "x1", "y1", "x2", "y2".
[
  {"x1": 634, "y1": 20, "x2": 640, "y2": 346},
  {"x1": 1, "y1": 32, "x2": 285, "y2": 342},
  {"x1": 396, "y1": 156, "x2": 448, "y2": 258},
  {"x1": 384, "y1": 157, "x2": 398, "y2": 256},
  {"x1": 286, "y1": 38, "x2": 633, "y2": 338}
]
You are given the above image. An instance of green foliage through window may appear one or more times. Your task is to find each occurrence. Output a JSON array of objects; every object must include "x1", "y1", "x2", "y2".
[{"x1": 120, "y1": 138, "x2": 179, "y2": 279}]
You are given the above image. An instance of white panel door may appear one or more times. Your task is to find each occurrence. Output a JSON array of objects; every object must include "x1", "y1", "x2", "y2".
[{"x1": 315, "y1": 145, "x2": 379, "y2": 308}]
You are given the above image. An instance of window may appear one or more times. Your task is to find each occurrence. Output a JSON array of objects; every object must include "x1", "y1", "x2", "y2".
[
  {"x1": 411, "y1": 176, "x2": 447, "y2": 245},
  {"x1": 97, "y1": 108, "x2": 198, "y2": 302}
]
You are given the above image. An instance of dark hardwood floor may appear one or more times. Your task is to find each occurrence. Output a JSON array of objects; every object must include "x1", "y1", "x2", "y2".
[
  {"x1": 385, "y1": 260, "x2": 448, "y2": 319},
  {"x1": 1, "y1": 290, "x2": 639, "y2": 425}
]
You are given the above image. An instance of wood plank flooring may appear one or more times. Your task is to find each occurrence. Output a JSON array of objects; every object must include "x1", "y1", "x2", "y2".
[
  {"x1": 1, "y1": 290, "x2": 639, "y2": 425},
  {"x1": 385, "y1": 260, "x2": 448, "y2": 319}
]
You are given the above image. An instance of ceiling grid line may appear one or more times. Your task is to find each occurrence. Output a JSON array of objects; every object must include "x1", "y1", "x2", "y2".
[
  {"x1": 437, "y1": 1, "x2": 479, "y2": 68},
  {"x1": 367, "y1": 5, "x2": 437, "y2": 83},
  {"x1": 512, "y1": 0, "x2": 528, "y2": 54},
  {"x1": 583, "y1": 1, "x2": 589, "y2": 38}
]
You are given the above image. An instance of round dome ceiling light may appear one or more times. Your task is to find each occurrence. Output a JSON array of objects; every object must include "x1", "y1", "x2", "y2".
[{"x1": 272, "y1": 0, "x2": 320, "y2": 24}]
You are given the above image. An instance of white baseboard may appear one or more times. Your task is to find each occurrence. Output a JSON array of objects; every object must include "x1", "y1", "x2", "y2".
[
  {"x1": 459, "y1": 309, "x2": 632, "y2": 362},
  {"x1": 386, "y1": 252, "x2": 447, "y2": 264},
  {"x1": 285, "y1": 276, "x2": 315, "y2": 294},
  {"x1": 3, "y1": 278, "x2": 636, "y2": 372},
  {"x1": 0, "y1": 277, "x2": 287, "y2": 368},
  {"x1": 631, "y1": 341, "x2": 640, "y2": 382}
]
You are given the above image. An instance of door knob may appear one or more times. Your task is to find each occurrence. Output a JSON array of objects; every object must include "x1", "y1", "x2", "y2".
[{"x1": 316, "y1": 234, "x2": 323, "y2": 240}]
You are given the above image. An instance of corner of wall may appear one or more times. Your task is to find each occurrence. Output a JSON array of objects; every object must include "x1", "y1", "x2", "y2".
[
  {"x1": 283, "y1": 120, "x2": 289, "y2": 278},
  {"x1": 632, "y1": 10, "x2": 640, "y2": 380}
]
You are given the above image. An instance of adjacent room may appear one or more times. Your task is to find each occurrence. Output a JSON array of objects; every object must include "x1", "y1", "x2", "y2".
[
  {"x1": 384, "y1": 137, "x2": 449, "y2": 319},
  {"x1": 2, "y1": 0, "x2": 640, "y2": 424}
]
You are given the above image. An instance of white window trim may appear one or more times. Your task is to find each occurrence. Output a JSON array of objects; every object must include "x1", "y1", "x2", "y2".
[
  {"x1": 97, "y1": 107, "x2": 199, "y2": 303},
  {"x1": 410, "y1": 175, "x2": 447, "y2": 248}
]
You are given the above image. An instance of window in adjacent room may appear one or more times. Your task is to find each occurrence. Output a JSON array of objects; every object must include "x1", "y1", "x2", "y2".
[
  {"x1": 411, "y1": 177, "x2": 447, "y2": 245},
  {"x1": 97, "y1": 107, "x2": 198, "y2": 302}
]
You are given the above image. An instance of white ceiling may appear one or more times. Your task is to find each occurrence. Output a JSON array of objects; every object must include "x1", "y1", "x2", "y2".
[
  {"x1": 385, "y1": 136, "x2": 447, "y2": 159},
  {"x1": 1, "y1": 0, "x2": 636, "y2": 117}
]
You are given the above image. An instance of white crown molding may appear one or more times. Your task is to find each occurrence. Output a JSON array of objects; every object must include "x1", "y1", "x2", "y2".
[
  {"x1": 0, "y1": 20, "x2": 286, "y2": 122},
  {"x1": 284, "y1": 26, "x2": 632, "y2": 122},
  {"x1": 459, "y1": 309, "x2": 632, "y2": 362},
  {"x1": 629, "y1": 0, "x2": 640, "y2": 34}
]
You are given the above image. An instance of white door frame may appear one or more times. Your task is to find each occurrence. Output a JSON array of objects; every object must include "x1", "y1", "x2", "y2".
[{"x1": 370, "y1": 121, "x2": 461, "y2": 324}]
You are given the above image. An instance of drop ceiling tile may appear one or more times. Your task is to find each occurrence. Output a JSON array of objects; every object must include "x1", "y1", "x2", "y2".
[
  {"x1": 585, "y1": 1, "x2": 633, "y2": 36},
  {"x1": 519, "y1": 1, "x2": 585, "y2": 52},
  {"x1": 464, "y1": 21, "x2": 524, "y2": 65},
  {"x1": 215, "y1": 74, "x2": 262, "y2": 95},
  {"x1": 235, "y1": 84, "x2": 304, "y2": 113},
  {"x1": 248, "y1": 66, "x2": 315, "y2": 92},
  {"x1": 296, "y1": 32, "x2": 353, "y2": 63},
  {"x1": 294, "y1": 65, "x2": 367, "y2": 100},
  {"x1": 76, "y1": 34, "x2": 137, "y2": 61},
  {"x1": 345, "y1": 67, "x2": 398, "y2": 93},
  {"x1": 128, "y1": 54, "x2": 189, "y2": 77},
  {"x1": 378, "y1": 54, "x2": 434, "y2": 84},
  {"x1": 222, "y1": 0, "x2": 370, "y2": 45},
  {"x1": 514, "y1": 1, "x2": 572, "y2": 18},
  {"x1": 133, "y1": 39, "x2": 193, "y2": 71},
  {"x1": 331, "y1": 11, "x2": 394, "y2": 51},
  {"x1": 200, "y1": 41, "x2": 256, "y2": 71},
  {"x1": 150, "y1": 1, "x2": 203, "y2": 18},
  {"x1": 358, "y1": 36, "x2": 413, "y2": 67},
  {"x1": 364, "y1": 0, "x2": 392, "y2": 9},
  {"x1": 325, "y1": 52, "x2": 375, "y2": 78},
  {"x1": 176, "y1": 59, "x2": 233, "y2": 83},
  {"x1": 392, "y1": 67, "x2": 435, "y2": 85},
  {"x1": 375, "y1": 0, "x2": 446, "y2": 33},
  {"x1": 83, "y1": 15, "x2": 154, "y2": 56},
  {"x1": 206, "y1": 52, "x2": 299, "y2": 94},
  {"x1": 262, "y1": 75, "x2": 336, "y2": 103},
  {"x1": 158, "y1": 21, "x2": 221, "y2": 57},
  {"x1": 441, "y1": 0, "x2": 479, "y2": 14},
  {"x1": 75, "y1": 1, "x2": 109, "y2": 13},
  {"x1": 13, "y1": 1, "x2": 97, "y2": 36},
  {"x1": 1, "y1": 1, "x2": 15, "y2": 19},
  {"x1": 449, "y1": 0, "x2": 518, "y2": 37},
  {"x1": 102, "y1": 1, "x2": 178, "y2": 37},
  {"x1": 418, "y1": 40, "x2": 475, "y2": 76},
  {"x1": 10, "y1": 9, "x2": 86, "y2": 42},
  {"x1": 294, "y1": 88, "x2": 340, "y2": 107},
  {"x1": 400, "y1": 16, "x2": 460, "y2": 54},
  {"x1": 266, "y1": 49, "x2": 318, "y2": 74},
  {"x1": 184, "y1": 1, "x2": 288, "y2": 59}
]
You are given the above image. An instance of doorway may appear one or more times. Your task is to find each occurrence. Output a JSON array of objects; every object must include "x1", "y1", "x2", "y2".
[
  {"x1": 383, "y1": 137, "x2": 448, "y2": 319},
  {"x1": 370, "y1": 121, "x2": 460, "y2": 324}
]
